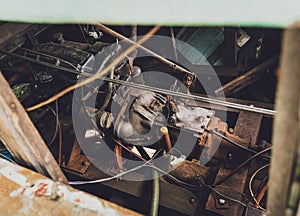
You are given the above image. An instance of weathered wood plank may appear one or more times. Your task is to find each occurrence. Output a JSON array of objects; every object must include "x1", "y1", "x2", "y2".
[
  {"x1": 0, "y1": 22, "x2": 31, "y2": 45},
  {"x1": 0, "y1": 158, "x2": 140, "y2": 216},
  {"x1": 267, "y1": 26, "x2": 300, "y2": 216},
  {"x1": 215, "y1": 56, "x2": 278, "y2": 96},
  {"x1": 0, "y1": 23, "x2": 49, "y2": 60},
  {"x1": 0, "y1": 72, "x2": 68, "y2": 183}
]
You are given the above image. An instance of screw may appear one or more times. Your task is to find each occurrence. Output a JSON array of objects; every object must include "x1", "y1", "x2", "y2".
[{"x1": 228, "y1": 128, "x2": 234, "y2": 134}]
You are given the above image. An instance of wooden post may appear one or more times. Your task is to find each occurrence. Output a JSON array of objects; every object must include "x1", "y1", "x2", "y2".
[
  {"x1": 267, "y1": 24, "x2": 300, "y2": 215},
  {"x1": 0, "y1": 72, "x2": 68, "y2": 184}
]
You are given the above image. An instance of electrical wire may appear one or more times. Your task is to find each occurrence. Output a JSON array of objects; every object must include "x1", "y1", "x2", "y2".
[
  {"x1": 256, "y1": 183, "x2": 268, "y2": 207},
  {"x1": 206, "y1": 129, "x2": 271, "y2": 159},
  {"x1": 249, "y1": 164, "x2": 269, "y2": 211},
  {"x1": 46, "y1": 101, "x2": 63, "y2": 164},
  {"x1": 0, "y1": 152, "x2": 17, "y2": 164},
  {"x1": 214, "y1": 147, "x2": 271, "y2": 186},
  {"x1": 113, "y1": 137, "x2": 271, "y2": 192},
  {"x1": 69, "y1": 148, "x2": 163, "y2": 185},
  {"x1": 1, "y1": 47, "x2": 276, "y2": 116},
  {"x1": 144, "y1": 164, "x2": 265, "y2": 213},
  {"x1": 79, "y1": 24, "x2": 91, "y2": 44},
  {"x1": 254, "y1": 175, "x2": 268, "y2": 197},
  {"x1": 57, "y1": 116, "x2": 63, "y2": 165},
  {"x1": 47, "y1": 101, "x2": 59, "y2": 147},
  {"x1": 150, "y1": 170, "x2": 159, "y2": 216},
  {"x1": 68, "y1": 145, "x2": 264, "y2": 214},
  {"x1": 25, "y1": 25, "x2": 161, "y2": 112}
]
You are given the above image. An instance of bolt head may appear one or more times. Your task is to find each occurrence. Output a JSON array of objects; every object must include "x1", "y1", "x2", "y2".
[{"x1": 219, "y1": 198, "x2": 226, "y2": 205}]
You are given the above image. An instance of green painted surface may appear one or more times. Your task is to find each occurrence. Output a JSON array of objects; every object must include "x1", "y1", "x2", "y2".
[{"x1": 0, "y1": 0, "x2": 299, "y2": 27}]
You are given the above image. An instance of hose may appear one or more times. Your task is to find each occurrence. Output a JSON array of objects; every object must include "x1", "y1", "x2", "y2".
[{"x1": 150, "y1": 169, "x2": 160, "y2": 216}]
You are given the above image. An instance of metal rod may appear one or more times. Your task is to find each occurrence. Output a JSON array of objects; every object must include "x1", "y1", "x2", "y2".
[
  {"x1": 1, "y1": 49, "x2": 276, "y2": 116},
  {"x1": 160, "y1": 127, "x2": 172, "y2": 152},
  {"x1": 95, "y1": 23, "x2": 194, "y2": 76},
  {"x1": 25, "y1": 25, "x2": 162, "y2": 111}
]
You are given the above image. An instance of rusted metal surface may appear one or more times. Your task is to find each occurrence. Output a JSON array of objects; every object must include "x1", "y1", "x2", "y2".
[
  {"x1": 199, "y1": 116, "x2": 228, "y2": 160},
  {"x1": 61, "y1": 140, "x2": 91, "y2": 174},
  {"x1": 0, "y1": 72, "x2": 68, "y2": 183},
  {"x1": 170, "y1": 160, "x2": 210, "y2": 186},
  {"x1": 0, "y1": 158, "x2": 140, "y2": 216},
  {"x1": 64, "y1": 164, "x2": 204, "y2": 216},
  {"x1": 205, "y1": 110, "x2": 263, "y2": 215}
]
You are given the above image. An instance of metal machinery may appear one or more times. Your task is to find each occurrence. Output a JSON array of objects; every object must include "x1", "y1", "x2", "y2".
[{"x1": 0, "y1": 23, "x2": 281, "y2": 216}]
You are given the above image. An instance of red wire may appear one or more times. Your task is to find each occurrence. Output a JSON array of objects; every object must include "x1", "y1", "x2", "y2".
[
  {"x1": 215, "y1": 147, "x2": 272, "y2": 186},
  {"x1": 112, "y1": 138, "x2": 272, "y2": 190}
]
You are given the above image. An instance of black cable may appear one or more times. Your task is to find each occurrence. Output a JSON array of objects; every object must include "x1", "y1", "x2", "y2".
[
  {"x1": 206, "y1": 129, "x2": 271, "y2": 159},
  {"x1": 79, "y1": 24, "x2": 91, "y2": 44}
]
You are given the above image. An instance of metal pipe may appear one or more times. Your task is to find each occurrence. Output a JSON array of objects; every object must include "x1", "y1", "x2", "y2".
[
  {"x1": 2, "y1": 50, "x2": 276, "y2": 116},
  {"x1": 160, "y1": 127, "x2": 172, "y2": 152}
]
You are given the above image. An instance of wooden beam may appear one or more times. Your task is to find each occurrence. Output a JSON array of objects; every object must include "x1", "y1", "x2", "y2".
[
  {"x1": 215, "y1": 56, "x2": 278, "y2": 96},
  {"x1": 224, "y1": 27, "x2": 238, "y2": 66},
  {"x1": 0, "y1": 158, "x2": 140, "y2": 216},
  {"x1": 0, "y1": 23, "x2": 49, "y2": 61},
  {"x1": 0, "y1": 72, "x2": 68, "y2": 184},
  {"x1": 267, "y1": 25, "x2": 300, "y2": 216},
  {"x1": 0, "y1": 23, "x2": 31, "y2": 45},
  {"x1": 207, "y1": 42, "x2": 224, "y2": 65}
]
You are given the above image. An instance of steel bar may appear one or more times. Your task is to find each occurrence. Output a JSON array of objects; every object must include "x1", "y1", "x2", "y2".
[{"x1": 1, "y1": 50, "x2": 276, "y2": 116}]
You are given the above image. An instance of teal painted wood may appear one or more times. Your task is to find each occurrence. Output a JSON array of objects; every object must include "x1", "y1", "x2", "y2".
[{"x1": 0, "y1": 0, "x2": 299, "y2": 27}]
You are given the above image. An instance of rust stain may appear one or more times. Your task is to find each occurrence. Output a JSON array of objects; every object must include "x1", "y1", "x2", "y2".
[
  {"x1": 34, "y1": 183, "x2": 48, "y2": 196},
  {"x1": 0, "y1": 158, "x2": 141, "y2": 216}
]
